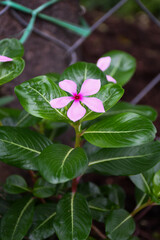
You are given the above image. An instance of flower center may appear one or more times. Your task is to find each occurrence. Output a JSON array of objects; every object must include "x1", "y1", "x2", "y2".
[{"x1": 73, "y1": 93, "x2": 82, "y2": 101}]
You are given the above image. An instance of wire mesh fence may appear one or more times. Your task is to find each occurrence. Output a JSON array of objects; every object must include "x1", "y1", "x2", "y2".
[{"x1": 0, "y1": 0, "x2": 160, "y2": 103}]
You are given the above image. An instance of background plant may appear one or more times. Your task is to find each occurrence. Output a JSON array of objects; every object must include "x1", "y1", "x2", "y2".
[{"x1": 0, "y1": 38, "x2": 160, "y2": 240}]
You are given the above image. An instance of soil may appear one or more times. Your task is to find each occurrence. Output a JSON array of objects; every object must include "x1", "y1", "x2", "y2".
[{"x1": 0, "y1": 5, "x2": 160, "y2": 240}]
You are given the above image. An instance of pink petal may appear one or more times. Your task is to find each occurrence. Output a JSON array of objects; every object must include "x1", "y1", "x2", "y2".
[
  {"x1": 81, "y1": 97, "x2": 105, "y2": 113},
  {"x1": 50, "y1": 96, "x2": 73, "y2": 109},
  {"x1": 80, "y1": 79, "x2": 101, "y2": 96},
  {"x1": 59, "y1": 80, "x2": 77, "y2": 95},
  {"x1": 0, "y1": 55, "x2": 13, "y2": 62},
  {"x1": 106, "y1": 75, "x2": 117, "y2": 84},
  {"x1": 67, "y1": 101, "x2": 86, "y2": 122},
  {"x1": 97, "y1": 57, "x2": 111, "y2": 71}
]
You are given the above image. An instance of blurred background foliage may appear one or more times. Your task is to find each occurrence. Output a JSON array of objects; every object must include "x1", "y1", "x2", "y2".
[{"x1": 80, "y1": 0, "x2": 160, "y2": 18}]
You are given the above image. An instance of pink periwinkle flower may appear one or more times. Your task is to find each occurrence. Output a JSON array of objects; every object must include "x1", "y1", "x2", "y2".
[
  {"x1": 97, "y1": 56, "x2": 117, "y2": 84},
  {"x1": 50, "y1": 79, "x2": 105, "y2": 122},
  {"x1": 0, "y1": 55, "x2": 13, "y2": 62}
]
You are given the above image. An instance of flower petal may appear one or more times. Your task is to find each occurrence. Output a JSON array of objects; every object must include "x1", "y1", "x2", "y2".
[
  {"x1": 97, "y1": 57, "x2": 111, "y2": 71},
  {"x1": 81, "y1": 97, "x2": 105, "y2": 113},
  {"x1": 50, "y1": 96, "x2": 73, "y2": 109},
  {"x1": 0, "y1": 55, "x2": 13, "y2": 62},
  {"x1": 80, "y1": 79, "x2": 101, "y2": 96},
  {"x1": 59, "y1": 80, "x2": 77, "y2": 95},
  {"x1": 67, "y1": 101, "x2": 86, "y2": 122},
  {"x1": 106, "y1": 75, "x2": 117, "y2": 84}
]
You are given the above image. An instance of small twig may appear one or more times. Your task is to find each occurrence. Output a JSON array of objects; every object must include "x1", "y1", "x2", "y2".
[{"x1": 91, "y1": 224, "x2": 106, "y2": 240}]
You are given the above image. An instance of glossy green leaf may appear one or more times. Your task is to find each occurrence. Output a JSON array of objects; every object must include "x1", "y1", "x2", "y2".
[
  {"x1": 0, "y1": 126, "x2": 52, "y2": 170},
  {"x1": 33, "y1": 178, "x2": 56, "y2": 198},
  {"x1": 84, "y1": 112, "x2": 156, "y2": 148},
  {"x1": 37, "y1": 144, "x2": 88, "y2": 184},
  {"x1": 0, "y1": 58, "x2": 25, "y2": 86},
  {"x1": 60, "y1": 62, "x2": 107, "y2": 91},
  {"x1": 105, "y1": 209, "x2": 135, "y2": 240},
  {"x1": 0, "y1": 96, "x2": 14, "y2": 107},
  {"x1": 46, "y1": 72, "x2": 60, "y2": 83},
  {"x1": 4, "y1": 175, "x2": 29, "y2": 194},
  {"x1": 0, "y1": 38, "x2": 24, "y2": 58},
  {"x1": 153, "y1": 170, "x2": 160, "y2": 198},
  {"x1": 0, "y1": 197, "x2": 35, "y2": 240},
  {"x1": 103, "y1": 50, "x2": 136, "y2": 86},
  {"x1": 89, "y1": 142, "x2": 160, "y2": 175},
  {"x1": 106, "y1": 101, "x2": 157, "y2": 121},
  {"x1": 128, "y1": 237, "x2": 139, "y2": 240},
  {"x1": 82, "y1": 83, "x2": 124, "y2": 121},
  {"x1": 29, "y1": 203, "x2": 56, "y2": 240},
  {"x1": 54, "y1": 193, "x2": 92, "y2": 240},
  {"x1": 15, "y1": 75, "x2": 69, "y2": 122},
  {"x1": 101, "y1": 184, "x2": 125, "y2": 208}
]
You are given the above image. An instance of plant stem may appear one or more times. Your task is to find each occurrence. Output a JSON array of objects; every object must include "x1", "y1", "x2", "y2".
[
  {"x1": 91, "y1": 224, "x2": 106, "y2": 240},
  {"x1": 131, "y1": 200, "x2": 155, "y2": 217},
  {"x1": 72, "y1": 123, "x2": 82, "y2": 193}
]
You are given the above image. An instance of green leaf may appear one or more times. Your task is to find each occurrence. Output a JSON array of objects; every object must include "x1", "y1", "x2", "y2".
[
  {"x1": 0, "y1": 38, "x2": 24, "y2": 58},
  {"x1": 106, "y1": 101, "x2": 157, "y2": 121},
  {"x1": 54, "y1": 193, "x2": 92, "y2": 240},
  {"x1": 0, "y1": 108, "x2": 20, "y2": 120},
  {"x1": 15, "y1": 110, "x2": 40, "y2": 127},
  {"x1": 82, "y1": 83, "x2": 124, "y2": 121},
  {"x1": 84, "y1": 112, "x2": 156, "y2": 148},
  {"x1": 103, "y1": 50, "x2": 136, "y2": 86},
  {"x1": 37, "y1": 144, "x2": 88, "y2": 184},
  {"x1": 89, "y1": 142, "x2": 160, "y2": 175},
  {"x1": 4, "y1": 175, "x2": 29, "y2": 194},
  {"x1": 45, "y1": 72, "x2": 60, "y2": 83},
  {"x1": 15, "y1": 75, "x2": 69, "y2": 122},
  {"x1": 153, "y1": 170, "x2": 160, "y2": 198},
  {"x1": 0, "y1": 199, "x2": 10, "y2": 215},
  {"x1": 0, "y1": 197, "x2": 35, "y2": 240},
  {"x1": 29, "y1": 203, "x2": 56, "y2": 240},
  {"x1": 33, "y1": 178, "x2": 56, "y2": 198},
  {"x1": 128, "y1": 237, "x2": 139, "y2": 240},
  {"x1": 78, "y1": 182, "x2": 101, "y2": 200},
  {"x1": 0, "y1": 126, "x2": 52, "y2": 170},
  {"x1": 0, "y1": 58, "x2": 25, "y2": 86},
  {"x1": 101, "y1": 185, "x2": 125, "y2": 208},
  {"x1": 0, "y1": 96, "x2": 14, "y2": 107},
  {"x1": 88, "y1": 197, "x2": 110, "y2": 222},
  {"x1": 130, "y1": 172, "x2": 152, "y2": 195},
  {"x1": 105, "y1": 209, "x2": 135, "y2": 240},
  {"x1": 60, "y1": 62, "x2": 107, "y2": 91}
]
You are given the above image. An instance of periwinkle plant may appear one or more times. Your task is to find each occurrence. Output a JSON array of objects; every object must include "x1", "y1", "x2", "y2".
[{"x1": 0, "y1": 38, "x2": 160, "y2": 240}]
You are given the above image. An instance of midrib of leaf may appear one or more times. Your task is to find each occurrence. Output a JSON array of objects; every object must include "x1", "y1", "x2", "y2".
[
  {"x1": 108, "y1": 58, "x2": 122, "y2": 77},
  {"x1": 89, "y1": 153, "x2": 152, "y2": 166},
  {"x1": 89, "y1": 205, "x2": 108, "y2": 212},
  {"x1": 32, "y1": 212, "x2": 56, "y2": 233},
  {"x1": 84, "y1": 129, "x2": 149, "y2": 134},
  {"x1": 0, "y1": 70, "x2": 13, "y2": 81},
  {"x1": 16, "y1": 112, "x2": 30, "y2": 126},
  {"x1": 110, "y1": 214, "x2": 132, "y2": 234},
  {"x1": 135, "y1": 193, "x2": 147, "y2": 209},
  {"x1": 8, "y1": 184, "x2": 29, "y2": 192},
  {"x1": 0, "y1": 138, "x2": 41, "y2": 154},
  {"x1": 140, "y1": 173, "x2": 151, "y2": 194},
  {"x1": 61, "y1": 148, "x2": 74, "y2": 169},
  {"x1": 11, "y1": 198, "x2": 34, "y2": 240},
  {"x1": 28, "y1": 86, "x2": 68, "y2": 120},
  {"x1": 71, "y1": 193, "x2": 75, "y2": 239}
]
